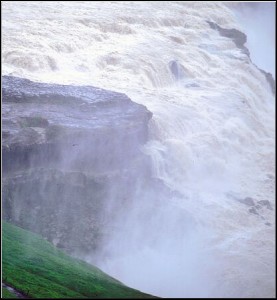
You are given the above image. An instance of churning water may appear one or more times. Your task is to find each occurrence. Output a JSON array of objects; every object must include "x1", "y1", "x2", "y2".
[{"x1": 2, "y1": 1, "x2": 275, "y2": 298}]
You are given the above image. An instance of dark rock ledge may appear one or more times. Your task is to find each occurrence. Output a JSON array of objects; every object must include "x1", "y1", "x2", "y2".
[
  {"x1": 207, "y1": 20, "x2": 275, "y2": 94},
  {"x1": 207, "y1": 20, "x2": 249, "y2": 56},
  {"x1": 2, "y1": 76, "x2": 152, "y2": 174},
  {"x1": 2, "y1": 75, "x2": 152, "y2": 255}
]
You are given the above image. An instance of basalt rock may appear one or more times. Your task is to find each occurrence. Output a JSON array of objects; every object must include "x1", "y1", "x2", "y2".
[
  {"x1": 207, "y1": 20, "x2": 249, "y2": 56},
  {"x1": 238, "y1": 197, "x2": 255, "y2": 206},
  {"x1": 207, "y1": 20, "x2": 275, "y2": 95},
  {"x1": 2, "y1": 75, "x2": 152, "y2": 174},
  {"x1": 256, "y1": 68, "x2": 275, "y2": 95},
  {"x1": 2, "y1": 75, "x2": 152, "y2": 255},
  {"x1": 257, "y1": 200, "x2": 273, "y2": 211}
]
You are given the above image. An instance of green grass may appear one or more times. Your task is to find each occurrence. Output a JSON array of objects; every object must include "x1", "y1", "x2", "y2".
[
  {"x1": 2, "y1": 222, "x2": 157, "y2": 298},
  {"x1": 2, "y1": 287, "x2": 18, "y2": 298}
]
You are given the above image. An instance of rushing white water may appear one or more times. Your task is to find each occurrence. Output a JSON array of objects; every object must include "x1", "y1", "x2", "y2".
[{"x1": 2, "y1": 1, "x2": 275, "y2": 298}]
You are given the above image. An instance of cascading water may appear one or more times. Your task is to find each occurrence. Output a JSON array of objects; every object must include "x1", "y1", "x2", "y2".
[{"x1": 2, "y1": 1, "x2": 275, "y2": 298}]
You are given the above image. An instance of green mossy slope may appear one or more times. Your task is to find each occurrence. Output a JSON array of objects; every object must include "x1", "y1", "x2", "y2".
[
  {"x1": 2, "y1": 287, "x2": 18, "y2": 298},
  {"x1": 2, "y1": 222, "x2": 156, "y2": 298}
]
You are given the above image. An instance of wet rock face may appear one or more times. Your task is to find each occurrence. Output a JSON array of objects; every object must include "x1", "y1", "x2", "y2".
[
  {"x1": 207, "y1": 20, "x2": 249, "y2": 56},
  {"x1": 3, "y1": 76, "x2": 152, "y2": 174},
  {"x1": 226, "y1": 192, "x2": 273, "y2": 225},
  {"x1": 2, "y1": 75, "x2": 152, "y2": 255},
  {"x1": 238, "y1": 197, "x2": 255, "y2": 206},
  {"x1": 257, "y1": 200, "x2": 273, "y2": 211},
  {"x1": 257, "y1": 68, "x2": 275, "y2": 95},
  {"x1": 2, "y1": 168, "x2": 141, "y2": 255},
  {"x1": 207, "y1": 21, "x2": 275, "y2": 95}
]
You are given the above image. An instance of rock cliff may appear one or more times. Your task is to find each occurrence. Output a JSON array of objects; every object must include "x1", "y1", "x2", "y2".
[{"x1": 2, "y1": 75, "x2": 152, "y2": 255}]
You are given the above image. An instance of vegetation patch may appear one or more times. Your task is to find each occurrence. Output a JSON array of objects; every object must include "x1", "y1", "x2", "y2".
[
  {"x1": 2, "y1": 287, "x2": 18, "y2": 299},
  {"x1": 2, "y1": 222, "x2": 157, "y2": 298}
]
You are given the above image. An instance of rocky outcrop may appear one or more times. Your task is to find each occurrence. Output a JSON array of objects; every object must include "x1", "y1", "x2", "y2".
[
  {"x1": 207, "y1": 20, "x2": 249, "y2": 56},
  {"x1": 226, "y1": 192, "x2": 273, "y2": 226},
  {"x1": 256, "y1": 68, "x2": 275, "y2": 95},
  {"x1": 2, "y1": 75, "x2": 152, "y2": 255},
  {"x1": 207, "y1": 20, "x2": 275, "y2": 94},
  {"x1": 257, "y1": 200, "x2": 273, "y2": 211},
  {"x1": 2, "y1": 76, "x2": 152, "y2": 174}
]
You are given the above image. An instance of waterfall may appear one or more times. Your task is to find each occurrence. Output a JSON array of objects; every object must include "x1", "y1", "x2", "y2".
[{"x1": 2, "y1": 1, "x2": 275, "y2": 298}]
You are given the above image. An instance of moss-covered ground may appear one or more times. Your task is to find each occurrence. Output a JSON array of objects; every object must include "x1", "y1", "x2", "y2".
[{"x1": 2, "y1": 221, "x2": 156, "y2": 298}]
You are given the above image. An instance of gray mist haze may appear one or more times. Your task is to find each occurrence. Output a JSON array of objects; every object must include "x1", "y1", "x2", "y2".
[{"x1": 2, "y1": 1, "x2": 275, "y2": 298}]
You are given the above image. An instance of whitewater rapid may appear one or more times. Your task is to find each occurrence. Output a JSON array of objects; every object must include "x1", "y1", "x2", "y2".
[{"x1": 2, "y1": 1, "x2": 275, "y2": 298}]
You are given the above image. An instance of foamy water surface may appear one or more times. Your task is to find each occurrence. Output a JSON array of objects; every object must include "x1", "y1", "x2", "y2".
[{"x1": 2, "y1": 1, "x2": 275, "y2": 298}]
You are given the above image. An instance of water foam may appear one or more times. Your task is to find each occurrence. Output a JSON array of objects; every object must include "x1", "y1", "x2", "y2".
[{"x1": 2, "y1": 1, "x2": 275, "y2": 297}]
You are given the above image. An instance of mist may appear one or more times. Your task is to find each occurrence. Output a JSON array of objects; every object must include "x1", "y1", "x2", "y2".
[{"x1": 2, "y1": 2, "x2": 275, "y2": 298}]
